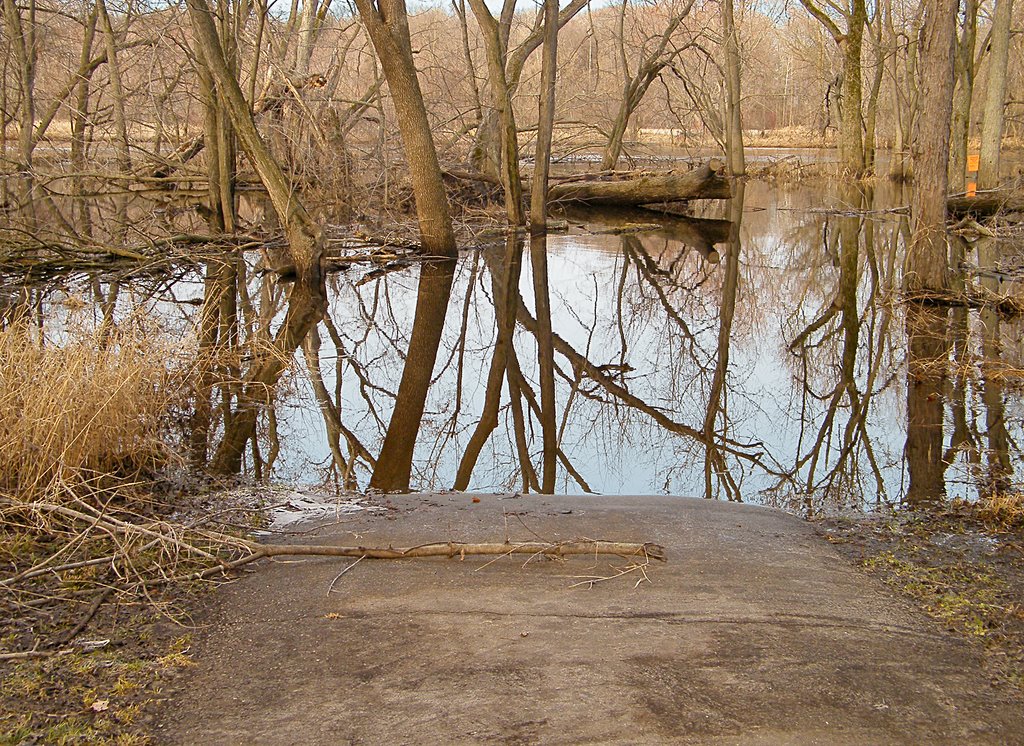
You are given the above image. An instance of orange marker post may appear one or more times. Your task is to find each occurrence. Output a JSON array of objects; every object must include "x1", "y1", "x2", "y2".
[{"x1": 966, "y1": 153, "x2": 980, "y2": 197}]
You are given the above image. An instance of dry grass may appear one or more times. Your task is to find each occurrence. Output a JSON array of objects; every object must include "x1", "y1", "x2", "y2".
[
  {"x1": 975, "y1": 493, "x2": 1024, "y2": 529},
  {"x1": 744, "y1": 126, "x2": 837, "y2": 149},
  {"x1": 0, "y1": 324, "x2": 181, "y2": 505}
]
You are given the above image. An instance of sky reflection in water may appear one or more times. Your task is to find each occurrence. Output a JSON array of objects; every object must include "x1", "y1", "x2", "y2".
[{"x1": 274, "y1": 180, "x2": 1024, "y2": 512}]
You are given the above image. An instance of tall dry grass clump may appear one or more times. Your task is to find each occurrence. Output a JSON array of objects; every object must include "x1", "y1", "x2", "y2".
[{"x1": 0, "y1": 325, "x2": 180, "y2": 504}]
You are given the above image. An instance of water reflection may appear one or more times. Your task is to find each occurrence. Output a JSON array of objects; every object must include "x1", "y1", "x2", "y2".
[{"x1": 6, "y1": 179, "x2": 1023, "y2": 513}]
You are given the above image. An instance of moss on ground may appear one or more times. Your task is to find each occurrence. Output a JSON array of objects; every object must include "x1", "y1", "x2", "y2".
[{"x1": 818, "y1": 498, "x2": 1024, "y2": 689}]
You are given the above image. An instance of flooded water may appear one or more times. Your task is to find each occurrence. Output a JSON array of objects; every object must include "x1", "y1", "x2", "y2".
[{"x1": 5, "y1": 175, "x2": 1024, "y2": 514}]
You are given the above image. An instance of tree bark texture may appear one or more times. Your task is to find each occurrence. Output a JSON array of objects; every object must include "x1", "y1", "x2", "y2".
[
  {"x1": 978, "y1": 0, "x2": 1013, "y2": 188},
  {"x1": 354, "y1": 0, "x2": 457, "y2": 257},
  {"x1": 907, "y1": 0, "x2": 958, "y2": 294},
  {"x1": 547, "y1": 164, "x2": 729, "y2": 206}
]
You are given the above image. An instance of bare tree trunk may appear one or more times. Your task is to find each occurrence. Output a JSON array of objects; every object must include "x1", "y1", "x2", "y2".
[
  {"x1": 530, "y1": 0, "x2": 559, "y2": 493},
  {"x1": 452, "y1": 236, "x2": 523, "y2": 491},
  {"x1": 907, "y1": 0, "x2": 958, "y2": 294},
  {"x1": 71, "y1": 4, "x2": 99, "y2": 239},
  {"x1": 453, "y1": 0, "x2": 482, "y2": 125},
  {"x1": 948, "y1": 0, "x2": 978, "y2": 190},
  {"x1": 369, "y1": 259, "x2": 456, "y2": 492},
  {"x1": 96, "y1": 0, "x2": 131, "y2": 173},
  {"x1": 721, "y1": 0, "x2": 744, "y2": 176},
  {"x1": 354, "y1": 0, "x2": 458, "y2": 490},
  {"x1": 978, "y1": 0, "x2": 1013, "y2": 189},
  {"x1": 354, "y1": 0, "x2": 457, "y2": 257},
  {"x1": 887, "y1": 0, "x2": 923, "y2": 181},
  {"x1": 863, "y1": 4, "x2": 885, "y2": 174},
  {"x1": 468, "y1": 0, "x2": 589, "y2": 178},
  {"x1": 976, "y1": 237, "x2": 1011, "y2": 494},
  {"x1": 467, "y1": 0, "x2": 525, "y2": 223},
  {"x1": 905, "y1": 304, "x2": 948, "y2": 505},
  {"x1": 799, "y1": 0, "x2": 866, "y2": 175},
  {"x1": 600, "y1": 0, "x2": 693, "y2": 171},
  {"x1": 840, "y1": 0, "x2": 866, "y2": 175},
  {"x1": 702, "y1": 181, "x2": 743, "y2": 499},
  {"x1": 2, "y1": 0, "x2": 35, "y2": 170},
  {"x1": 185, "y1": 0, "x2": 326, "y2": 474}
]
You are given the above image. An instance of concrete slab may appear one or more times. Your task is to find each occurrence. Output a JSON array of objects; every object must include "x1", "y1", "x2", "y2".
[{"x1": 156, "y1": 494, "x2": 1024, "y2": 744}]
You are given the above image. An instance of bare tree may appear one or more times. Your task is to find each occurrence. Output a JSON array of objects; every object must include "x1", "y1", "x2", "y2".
[
  {"x1": 798, "y1": 0, "x2": 868, "y2": 175},
  {"x1": 948, "y1": 0, "x2": 980, "y2": 190},
  {"x1": 354, "y1": 0, "x2": 457, "y2": 258},
  {"x1": 721, "y1": 0, "x2": 744, "y2": 176},
  {"x1": 601, "y1": 0, "x2": 696, "y2": 170},
  {"x1": 907, "y1": 0, "x2": 959, "y2": 295},
  {"x1": 185, "y1": 0, "x2": 327, "y2": 473},
  {"x1": 978, "y1": 0, "x2": 1014, "y2": 188}
]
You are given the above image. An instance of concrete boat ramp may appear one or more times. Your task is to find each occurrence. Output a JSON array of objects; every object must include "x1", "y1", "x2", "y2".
[{"x1": 157, "y1": 494, "x2": 1023, "y2": 744}]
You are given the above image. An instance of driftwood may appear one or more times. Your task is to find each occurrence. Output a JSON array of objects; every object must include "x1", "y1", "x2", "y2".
[
  {"x1": 171, "y1": 538, "x2": 667, "y2": 584},
  {"x1": 546, "y1": 162, "x2": 730, "y2": 206},
  {"x1": 560, "y1": 204, "x2": 731, "y2": 261}
]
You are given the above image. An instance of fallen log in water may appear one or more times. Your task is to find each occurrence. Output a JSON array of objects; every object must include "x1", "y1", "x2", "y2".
[
  {"x1": 445, "y1": 162, "x2": 730, "y2": 208},
  {"x1": 947, "y1": 190, "x2": 1024, "y2": 217},
  {"x1": 546, "y1": 162, "x2": 730, "y2": 206}
]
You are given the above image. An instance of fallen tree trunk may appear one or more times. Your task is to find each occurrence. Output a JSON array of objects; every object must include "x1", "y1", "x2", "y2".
[
  {"x1": 947, "y1": 190, "x2": 1024, "y2": 217},
  {"x1": 546, "y1": 162, "x2": 730, "y2": 206},
  {"x1": 445, "y1": 162, "x2": 730, "y2": 208}
]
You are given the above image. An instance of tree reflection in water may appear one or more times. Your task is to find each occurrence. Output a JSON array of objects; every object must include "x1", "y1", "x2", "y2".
[{"x1": 9, "y1": 182, "x2": 1023, "y2": 512}]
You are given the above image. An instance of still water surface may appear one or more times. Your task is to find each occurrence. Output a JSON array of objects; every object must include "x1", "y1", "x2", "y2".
[
  {"x1": 264, "y1": 179, "x2": 1024, "y2": 511},
  {"x1": 12, "y1": 175, "x2": 1023, "y2": 513}
]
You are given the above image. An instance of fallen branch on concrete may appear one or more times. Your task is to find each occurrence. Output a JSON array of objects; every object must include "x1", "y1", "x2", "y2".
[
  {"x1": 3, "y1": 493, "x2": 668, "y2": 656},
  {"x1": 261, "y1": 539, "x2": 664, "y2": 561},
  {"x1": 184, "y1": 539, "x2": 667, "y2": 581}
]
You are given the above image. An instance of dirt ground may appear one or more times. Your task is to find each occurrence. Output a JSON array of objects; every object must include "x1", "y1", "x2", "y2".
[
  {"x1": 153, "y1": 493, "x2": 1024, "y2": 745},
  {"x1": 5, "y1": 493, "x2": 1023, "y2": 744},
  {"x1": 817, "y1": 500, "x2": 1024, "y2": 692}
]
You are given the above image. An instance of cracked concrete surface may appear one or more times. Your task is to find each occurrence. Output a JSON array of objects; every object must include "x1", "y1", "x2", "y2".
[{"x1": 156, "y1": 494, "x2": 1024, "y2": 744}]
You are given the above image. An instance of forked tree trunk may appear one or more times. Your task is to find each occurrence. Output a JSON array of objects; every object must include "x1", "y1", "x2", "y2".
[
  {"x1": 600, "y1": 0, "x2": 694, "y2": 171},
  {"x1": 467, "y1": 0, "x2": 525, "y2": 224},
  {"x1": 948, "y1": 0, "x2": 978, "y2": 190},
  {"x1": 185, "y1": 0, "x2": 327, "y2": 474},
  {"x1": 468, "y1": 0, "x2": 589, "y2": 178}
]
